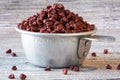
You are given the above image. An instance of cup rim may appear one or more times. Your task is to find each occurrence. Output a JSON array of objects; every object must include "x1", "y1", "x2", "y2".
[{"x1": 16, "y1": 27, "x2": 97, "y2": 37}]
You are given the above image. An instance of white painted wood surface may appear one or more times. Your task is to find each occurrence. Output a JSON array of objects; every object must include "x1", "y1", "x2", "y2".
[{"x1": 0, "y1": 0, "x2": 120, "y2": 80}]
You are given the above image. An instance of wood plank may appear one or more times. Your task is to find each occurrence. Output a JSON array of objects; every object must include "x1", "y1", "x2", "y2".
[{"x1": 0, "y1": 0, "x2": 120, "y2": 79}]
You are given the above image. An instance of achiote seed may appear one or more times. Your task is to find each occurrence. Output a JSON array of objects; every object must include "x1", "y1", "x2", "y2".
[
  {"x1": 63, "y1": 68, "x2": 68, "y2": 75},
  {"x1": 11, "y1": 52, "x2": 17, "y2": 57},
  {"x1": 19, "y1": 73, "x2": 27, "y2": 80},
  {"x1": 104, "y1": 49, "x2": 109, "y2": 54},
  {"x1": 6, "y1": 49, "x2": 12, "y2": 54},
  {"x1": 44, "y1": 66, "x2": 51, "y2": 71},
  {"x1": 73, "y1": 66, "x2": 79, "y2": 72},
  {"x1": 117, "y1": 64, "x2": 120, "y2": 70},
  {"x1": 91, "y1": 52, "x2": 96, "y2": 57},
  {"x1": 8, "y1": 74, "x2": 15, "y2": 79},
  {"x1": 106, "y1": 64, "x2": 112, "y2": 69},
  {"x1": 12, "y1": 66, "x2": 17, "y2": 70}
]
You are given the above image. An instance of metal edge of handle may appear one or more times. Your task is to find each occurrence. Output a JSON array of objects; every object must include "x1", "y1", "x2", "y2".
[{"x1": 82, "y1": 35, "x2": 116, "y2": 42}]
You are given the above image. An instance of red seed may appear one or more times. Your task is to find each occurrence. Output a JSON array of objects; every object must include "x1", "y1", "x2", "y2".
[
  {"x1": 106, "y1": 64, "x2": 112, "y2": 69},
  {"x1": 117, "y1": 64, "x2": 120, "y2": 70},
  {"x1": 8, "y1": 74, "x2": 15, "y2": 79},
  {"x1": 11, "y1": 52, "x2": 17, "y2": 57},
  {"x1": 63, "y1": 68, "x2": 68, "y2": 75},
  {"x1": 6, "y1": 49, "x2": 12, "y2": 54},
  {"x1": 12, "y1": 66, "x2": 17, "y2": 70},
  {"x1": 44, "y1": 66, "x2": 51, "y2": 71},
  {"x1": 73, "y1": 66, "x2": 79, "y2": 72},
  {"x1": 104, "y1": 49, "x2": 108, "y2": 54},
  {"x1": 19, "y1": 73, "x2": 27, "y2": 80},
  {"x1": 91, "y1": 52, "x2": 96, "y2": 57},
  {"x1": 70, "y1": 65, "x2": 74, "y2": 70}
]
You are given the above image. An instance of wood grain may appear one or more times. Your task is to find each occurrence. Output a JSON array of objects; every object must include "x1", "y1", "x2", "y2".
[{"x1": 0, "y1": 0, "x2": 120, "y2": 79}]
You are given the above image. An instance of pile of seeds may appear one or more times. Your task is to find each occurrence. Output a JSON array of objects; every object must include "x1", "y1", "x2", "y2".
[{"x1": 18, "y1": 3, "x2": 95, "y2": 33}]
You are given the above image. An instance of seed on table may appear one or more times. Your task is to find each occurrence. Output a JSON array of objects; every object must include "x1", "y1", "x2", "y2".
[
  {"x1": 11, "y1": 66, "x2": 17, "y2": 70},
  {"x1": 106, "y1": 64, "x2": 112, "y2": 69},
  {"x1": 117, "y1": 64, "x2": 120, "y2": 70},
  {"x1": 11, "y1": 52, "x2": 17, "y2": 57},
  {"x1": 6, "y1": 49, "x2": 12, "y2": 54},
  {"x1": 104, "y1": 49, "x2": 108, "y2": 54},
  {"x1": 44, "y1": 66, "x2": 51, "y2": 71},
  {"x1": 91, "y1": 52, "x2": 96, "y2": 57},
  {"x1": 73, "y1": 66, "x2": 79, "y2": 72},
  {"x1": 8, "y1": 74, "x2": 15, "y2": 79},
  {"x1": 70, "y1": 65, "x2": 74, "y2": 70},
  {"x1": 19, "y1": 73, "x2": 27, "y2": 80},
  {"x1": 63, "y1": 68, "x2": 68, "y2": 75}
]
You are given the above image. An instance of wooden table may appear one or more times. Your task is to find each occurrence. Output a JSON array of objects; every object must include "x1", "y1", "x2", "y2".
[{"x1": 0, "y1": 0, "x2": 120, "y2": 80}]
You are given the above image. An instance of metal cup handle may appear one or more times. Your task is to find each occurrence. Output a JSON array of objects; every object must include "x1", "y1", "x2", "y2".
[
  {"x1": 82, "y1": 35, "x2": 116, "y2": 42},
  {"x1": 76, "y1": 35, "x2": 115, "y2": 60}
]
